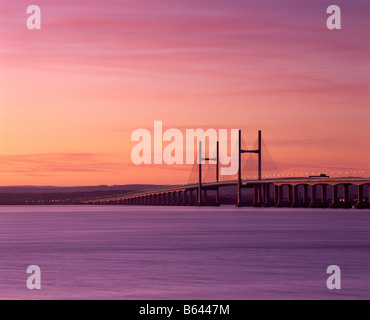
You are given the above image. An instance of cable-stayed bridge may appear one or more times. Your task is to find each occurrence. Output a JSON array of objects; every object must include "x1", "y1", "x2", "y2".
[{"x1": 82, "y1": 131, "x2": 370, "y2": 209}]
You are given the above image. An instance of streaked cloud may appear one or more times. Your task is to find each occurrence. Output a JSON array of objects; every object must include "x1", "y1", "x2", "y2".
[{"x1": 0, "y1": 0, "x2": 369, "y2": 185}]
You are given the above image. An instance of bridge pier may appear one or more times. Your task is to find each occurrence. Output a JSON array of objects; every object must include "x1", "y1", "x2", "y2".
[
  {"x1": 165, "y1": 193, "x2": 171, "y2": 206},
  {"x1": 163, "y1": 193, "x2": 167, "y2": 206},
  {"x1": 310, "y1": 184, "x2": 329, "y2": 208},
  {"x1": 189, "y1": 189, "x2": 194, "y2": 206},
  {"x1": 330, "y1": 184, "x2": 352, "y2": 208},
  {"x1": 171, "y1": 192, "x2": 176, "y2": 206},
  {"x1": 276, "y1": 185, "x2": 290, "y2": 207},
  {"x1": 302, "y1": 185, "x2": 309, "y2": 207},
  {"x1": 196, "y1": 188, "x2": 204, "y2": 206},
  {"x1": 182, "y1": 190, "x2": 188, "y2": 206},
  {"x1": 166, "y1": 193, "x2": 171, "y2": 206},
  {"x1": 165, "y1": 193, "x2": 169, "y2": 206},
  {"x1": 195, "y1": 189, "x2": 199, "y2": 206},
  {"x1": 356, "y1": 184, "x2": 370, "y2": 209},
  {"x1": 168, "y1": 192, "x2": 172, "y2": 206},
  {"x1": 252, "y1": 184, "x2": 263, "y2": 207},
  {"x1": 274, "y1": 185, "x2": 279, "y2": 206},
  {"x1": 263, "y1": 184, "x2": 274, "y2": 207},
  {"x1": 186, "y1": 190, "x2": 191, "y2": 206},
  {"x1": 174, "y1": 192, "x2": 179, "y2": 206},
  {"x1": 257, "y1": 184, "x2": 262, "y2": 206},
  {"x1": 309, "y1": 185, "x2": 317, "y2": 208},
  {"x1": 153, "y1": 194, "x2": 157, "y2": 205},
  {"x1": 287, "y1": 185, "x2": 293, "y2": 207},
  {"x1": 181, "y1": 191, "x2": 185, "y2": 206},
  {"x1": 236, "y1": 184, "x2": 251, "y2": 207},
  {"x1": 172, "y1": 192, "x2": 177, "y2": 206},
  {"x1": 291, "y1": 185, "x2": 300, "y2": 207},
  {"x1": 330, "y1": 185, "x2": 339, "y2": 208},
  {"x1": 187, "y1": 190, "x2": 192, "y2": 206},
  {"x1": 343, "y1": 184, "x2": 352, "y2": 208},
  {"x1": 203, "y1": 190, "x2": 208, "y2": 205},
  {"x1": 321, "y1": 184, "x2": 329, "y2": 208},
  {"x1": 173, "y1": 192, "x2": 179, "y2": 206},
  {"x1": 181, "y1": 191, "x2": 186, "y2": 206},
  {"x1": 188, "y1": 189, "x2": 193, "y2": 206},
  {"x1": 202, "y1": 188, "x2": 221, "y2": 206},
  {"x1": 215, "y1": 187, "x2": 220, "y2": 206},
  {"x1": 176, "y1": 191, "x2": 181, "y2": 206},
  {"x1": 275, "y1": 185, "x2": 283, "y2": 207}
]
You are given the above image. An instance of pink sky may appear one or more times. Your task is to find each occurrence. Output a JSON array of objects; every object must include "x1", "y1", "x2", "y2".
[{"x1": 0, "y1": 0, "x2": 369, "y2": 186}]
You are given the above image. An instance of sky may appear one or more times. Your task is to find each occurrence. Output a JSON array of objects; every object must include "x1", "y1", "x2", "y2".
[{"x1": 0, "y1": 0, "x2": 369, "y2": 186}]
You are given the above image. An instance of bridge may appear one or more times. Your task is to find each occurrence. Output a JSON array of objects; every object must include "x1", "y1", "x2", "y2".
[{"x1": 82, "y1": 130, "x2": 370, "y2": 209}]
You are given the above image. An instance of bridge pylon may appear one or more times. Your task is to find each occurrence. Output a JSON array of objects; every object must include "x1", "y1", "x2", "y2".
[
  {"x1": 197, "y1": 141, "x2": 220, "y2": 206},
  {"x1": 237, "y1": 130, "x2": 262, "y2": 206}
]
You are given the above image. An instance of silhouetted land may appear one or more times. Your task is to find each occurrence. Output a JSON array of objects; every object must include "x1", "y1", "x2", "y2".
[{"x1": 0, "y1": 185, "x2": 158, "y2": 205}]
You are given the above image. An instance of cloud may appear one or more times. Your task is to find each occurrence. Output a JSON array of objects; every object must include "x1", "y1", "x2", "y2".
[{"x1": 0, "y1": 153, "x2": 124, "y2": 175}]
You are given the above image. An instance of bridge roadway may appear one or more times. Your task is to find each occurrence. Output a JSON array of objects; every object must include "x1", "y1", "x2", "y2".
[{"x1": 81, "y1": 177, "x2": 370, "y2": 209}]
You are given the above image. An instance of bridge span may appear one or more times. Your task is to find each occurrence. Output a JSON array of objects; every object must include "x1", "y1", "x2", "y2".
[
  {"x1": 81, "y1": 130, "x2": 370, "y2": 209},
  {"x1": 82, "y1": 177, "x2": 370, "y2": 209}
]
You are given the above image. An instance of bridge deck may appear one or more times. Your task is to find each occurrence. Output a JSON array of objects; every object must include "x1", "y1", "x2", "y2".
[{"x1": 80, "y1": 177, "x2": 370, "y2": 204}]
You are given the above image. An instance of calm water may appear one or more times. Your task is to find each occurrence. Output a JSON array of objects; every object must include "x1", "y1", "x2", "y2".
[{"x1": 0, "y1": 205, "x2": 369, "y2": 300}]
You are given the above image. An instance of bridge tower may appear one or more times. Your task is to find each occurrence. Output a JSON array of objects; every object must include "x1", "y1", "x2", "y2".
[
  {"x1": 197, "y1": 141, "x2": 219, "y2": 206},
  {"x1": 237, "y1": 130, "x2": 262, "y2": 206}
]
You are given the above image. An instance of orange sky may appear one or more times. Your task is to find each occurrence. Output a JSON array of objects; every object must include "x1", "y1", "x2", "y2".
[{"x1": 0, "y1": 0, "x2": 369, "y2": 186}]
